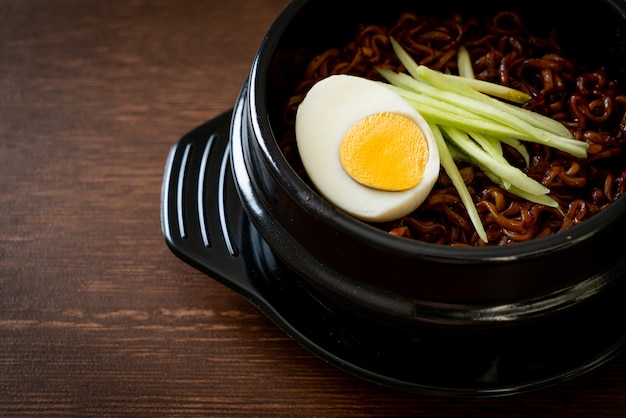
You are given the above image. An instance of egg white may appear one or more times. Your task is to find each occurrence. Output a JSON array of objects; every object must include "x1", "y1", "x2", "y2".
[{"x1": 295, "y1": 74, "x2": 440, "y2": 222}]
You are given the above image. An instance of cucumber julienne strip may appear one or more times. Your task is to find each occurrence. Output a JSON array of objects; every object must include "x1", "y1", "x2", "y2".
[
  {"x1": 430, "y1": 123, "x2": 488, "y2": 243},
  {"x1": 389, "y1": 36, "x2": 423, "y2": 80},
  {"x1": 451, "y1": 45, "x2": 531, "y2": 104},
  {"x1": 490, "y1": 93, "x2": 572, "y2": 137},
  {"x1": 456, "y1": 46, "x2": 475, "y2": 80},
  {"x1": 482, "y1": 171, "x2": 561, "y2": 210},
  {"x1": 442, "y1": 73, "x2": 532, "y2": 105},
  {"x1": 441, "y1": 126, "x2": 549, "y2": 196},
  {"x1": 451, "y1": 145, "x2": 560, "y2": 209}
]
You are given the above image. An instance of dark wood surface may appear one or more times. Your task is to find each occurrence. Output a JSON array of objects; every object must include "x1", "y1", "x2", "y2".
[{"x1": 1, "y1": 1, "x2": 626, "y2": 416}]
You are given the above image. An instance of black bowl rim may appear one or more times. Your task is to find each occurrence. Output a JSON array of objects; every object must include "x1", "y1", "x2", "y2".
[{"x1": 248, "y1": 0, "x2": 626, "y2": 264}]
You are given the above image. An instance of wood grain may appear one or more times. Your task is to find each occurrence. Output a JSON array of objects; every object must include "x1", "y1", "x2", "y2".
[{"x1": 1, "y1": 1, "x2": 626, "y2": 416}]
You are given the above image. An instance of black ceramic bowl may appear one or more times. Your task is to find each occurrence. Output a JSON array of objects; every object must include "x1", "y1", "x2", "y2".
[
  {"x1": 231, "y1": 0, "x2": 626, "y2": 328},
  {"x1": 162, "y1": 0, "x2": 626, "y2": 395}
]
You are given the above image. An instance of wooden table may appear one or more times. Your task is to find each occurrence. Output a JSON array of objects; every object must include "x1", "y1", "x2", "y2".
[{"x1": 1, "y1": 1, "x2": 625, "y2": 416}]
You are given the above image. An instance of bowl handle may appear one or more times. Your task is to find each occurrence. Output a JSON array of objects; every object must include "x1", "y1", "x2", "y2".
[{"x1": 160, "y1": 109, "x2": 258, "y2": 299}]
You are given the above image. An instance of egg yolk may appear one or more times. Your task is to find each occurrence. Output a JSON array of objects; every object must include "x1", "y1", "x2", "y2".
[{"x1": 339, "y1": 112, "x2": 429, "y2": 192}]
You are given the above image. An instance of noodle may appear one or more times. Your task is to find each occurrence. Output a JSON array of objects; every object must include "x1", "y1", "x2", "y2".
[{"x1": 280, "y1": 11, "x2": 626, "y2": 246}]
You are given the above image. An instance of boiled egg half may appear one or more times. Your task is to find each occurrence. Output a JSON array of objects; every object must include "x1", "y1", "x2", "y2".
[{"x1": 295, "y1": 74, "x2": 440, "y2": 222}]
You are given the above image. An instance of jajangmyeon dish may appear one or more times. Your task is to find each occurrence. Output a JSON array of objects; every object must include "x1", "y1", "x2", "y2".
[{"x1": 279, "y1": 11, "x2": 626, "y2": 246}]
